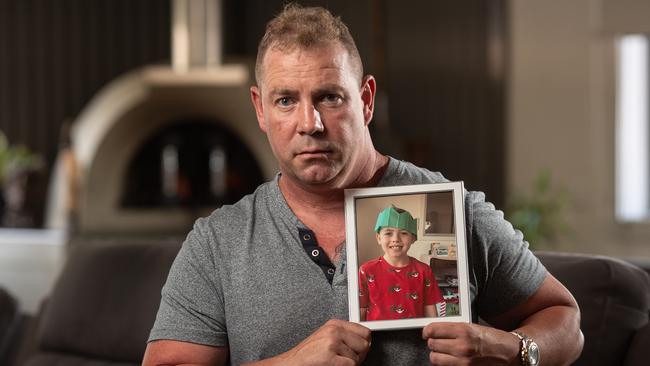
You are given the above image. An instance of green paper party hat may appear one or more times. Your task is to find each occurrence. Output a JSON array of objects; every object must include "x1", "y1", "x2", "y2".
[{"x1": 374, "y1": 205, "x2": 417, "y2": 237}]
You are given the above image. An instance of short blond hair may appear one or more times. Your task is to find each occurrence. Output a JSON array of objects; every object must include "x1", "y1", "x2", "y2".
[{"x1": 254, "y1": 3, "x2": 363, "y2": 84}]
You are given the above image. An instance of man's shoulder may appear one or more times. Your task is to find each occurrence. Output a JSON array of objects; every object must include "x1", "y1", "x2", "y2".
[
  {"x1": 380, "y1": 157, "x2": 448, "y2": 187},
  {"x1": 462, "y1": 189, "x2": 514, "y2": 239},
  {"x1": 383, "y1": 158, "x2": 512, "y2": 242},
  {"x1": 193, "y1": 181, "x2": 275, "y2": 236}
]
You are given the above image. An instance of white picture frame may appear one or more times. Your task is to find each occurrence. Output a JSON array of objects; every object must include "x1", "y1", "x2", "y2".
[{"x1": 344, "y1": 182, "x2": 471, "y2": 330}]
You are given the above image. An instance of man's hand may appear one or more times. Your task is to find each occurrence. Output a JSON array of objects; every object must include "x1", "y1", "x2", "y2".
[
  {"x1": 422, "y1": 322, "x2": 519, "y2": 366},
  {"x1": 256, "y1": 319, "x2": 371, "y2": 366},
  {"x1": 144, "y1": 320, "x2": 370, "y2": 366},
  {"x1": 422, "y1": 274, "x2": 584, "y2": 366}
]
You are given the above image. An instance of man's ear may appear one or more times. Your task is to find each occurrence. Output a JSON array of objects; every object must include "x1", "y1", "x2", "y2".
[
  {"x1": 361, "y1": 75, "x2": 377, "y2": 126},
  {"x1": 250, "y1": 85, "x2": 267, "y2": 132}
]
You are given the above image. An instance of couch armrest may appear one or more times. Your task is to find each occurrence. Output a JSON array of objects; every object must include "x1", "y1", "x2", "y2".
[
  {"x1": 624, "y1": 320, "x2": 650, "y2": 366},
  {"x1": 536, "y1": 251, "x2": 650, "y2": 366},
  {"x1": 0, "y1": 287, "x2": 22, "y2": 366},
  {"x1": 30, "y1": 241, "x2": 181, "y2": 363}
]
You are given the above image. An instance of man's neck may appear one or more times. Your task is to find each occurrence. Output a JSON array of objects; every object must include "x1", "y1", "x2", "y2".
[
  {"x1": 279, "y1": 150, "x2": 389, "y2": 213},
  {"x1": 278, "y1": 150, "x2": 389, "y2": 258}
]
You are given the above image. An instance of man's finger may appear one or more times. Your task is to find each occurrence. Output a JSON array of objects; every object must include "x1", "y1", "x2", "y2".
[
  {"x1": 426, "y1": 338, "x2": 458, "y2": 354},
  {"x1": 318, "y1": 319, "x2": 371, "y2": 359},
  {"x1": 427, "y1": 337, "x2": 482, "y2": 359},
  {"x1": 332, "y1": 355, "x2": 358, "y2": 366},
  {"x1": 338, "y1": 328, "x2": 371, "y2": 356},
  {"x1": 422, "y1": 322, "x2": 468, "y2": 340},
  {"x1": 428, "y1": 350, "x2": 459, "y2": 366},
  {"x1": 331, "y1": 341, "x2": 359, "y2": 362},
  {"x1": 323, "y1": 319, "x2": 371, "y2": 355},
  {"x1": 331, "y1": 319, "x2": 372, "y2": 340}
]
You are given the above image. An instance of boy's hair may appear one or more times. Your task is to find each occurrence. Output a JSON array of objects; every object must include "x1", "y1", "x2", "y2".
[
  {"x1": 254, "y1": 3, "x2": 363, "y2": 84},
  {"x1": 374, "y1": 205, "x2": 418, "y2": 238}
]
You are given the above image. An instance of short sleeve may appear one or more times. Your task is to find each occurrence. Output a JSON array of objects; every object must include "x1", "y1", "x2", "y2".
[
  {"x1": 148, "y1": 218, "x2": 228, "y2": 347},
  {"x1": 467, "y1": 191, "x2": 547, "y2": 318}
]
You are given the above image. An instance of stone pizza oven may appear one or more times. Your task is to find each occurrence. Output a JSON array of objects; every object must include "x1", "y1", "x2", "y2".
[{"x1": 46, "y1": 0, "x2": 277, "y2": 237}]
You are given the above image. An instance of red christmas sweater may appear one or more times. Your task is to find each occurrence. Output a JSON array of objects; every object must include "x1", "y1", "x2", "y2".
[{"x1": 359, "y1": 256, "x2": 444, "y2": 321}]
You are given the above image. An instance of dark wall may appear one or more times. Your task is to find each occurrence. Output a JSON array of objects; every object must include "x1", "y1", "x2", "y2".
[
  {"x1": 0, "y1": 0, "x2": 170, "y2": 158},
  {"x1": 384, "y1": 1, "x2": 508, "y2": 207},
  {"x1": 0, "y1": 0, "x2": 170, "y2": 225},
  {"x1": 0, "y1": 0, "x2": 506, "y2": 226}
]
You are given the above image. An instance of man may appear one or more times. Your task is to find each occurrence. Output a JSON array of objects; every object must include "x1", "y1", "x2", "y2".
[{"x1": 144, "y1": 4, "x2": 583, "y2": 365}]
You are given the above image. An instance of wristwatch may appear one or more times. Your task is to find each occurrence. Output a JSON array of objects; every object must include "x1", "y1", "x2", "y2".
[{"x1": 511, "y1": 331, "x2": 540, "y2": 366}]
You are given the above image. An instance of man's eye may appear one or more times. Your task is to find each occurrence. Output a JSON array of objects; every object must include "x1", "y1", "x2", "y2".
[
  {"x1": 321, "y1": 94, "x2": 343, "y2": 106},
  {"x1": 276, "y1": 97, "x2": 293, "y2": 107}
]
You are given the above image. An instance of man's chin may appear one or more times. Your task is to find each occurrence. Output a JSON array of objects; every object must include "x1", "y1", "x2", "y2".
[
  {"x1": 296, "y1": 172, "x2": 336, "y2": 186},
  {"x1": 292, "y1": 166, "x2": 340, "y2": 187},
  {"x1": 280, "y1": 159, "x2": 354, "y2": 188}
]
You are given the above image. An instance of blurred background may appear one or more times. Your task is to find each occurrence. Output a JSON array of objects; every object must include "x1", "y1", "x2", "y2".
[{"x1": 0, "y1": 0, "x2": 649, "y2": 313}]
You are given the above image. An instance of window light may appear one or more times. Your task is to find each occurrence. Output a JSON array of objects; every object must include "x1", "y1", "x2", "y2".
[{"x1": 616, "y1": 35, "x2": 649, "y2": 222}]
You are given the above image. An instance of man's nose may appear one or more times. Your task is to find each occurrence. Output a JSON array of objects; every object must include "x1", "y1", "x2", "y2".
[{"x1": 297, "y1": 104, "x2": 325, "y2": 135}]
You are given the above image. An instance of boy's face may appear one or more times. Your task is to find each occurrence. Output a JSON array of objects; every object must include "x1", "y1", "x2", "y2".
[{"x1": 376, "y1": 227, "x2": 415, "y2": 260}]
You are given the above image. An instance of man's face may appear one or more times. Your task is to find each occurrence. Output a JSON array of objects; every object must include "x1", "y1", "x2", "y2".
[
  {"x1": 250, "y1": 43, "x2": 375, "y2": 188},
  {"x1": 376, "y1": 227, "x2": 414, "y2": 260}
]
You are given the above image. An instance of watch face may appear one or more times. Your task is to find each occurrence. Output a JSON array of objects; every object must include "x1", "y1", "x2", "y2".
[{"x1": 528, "y1": 341, "x2": 540, "y2": 366}]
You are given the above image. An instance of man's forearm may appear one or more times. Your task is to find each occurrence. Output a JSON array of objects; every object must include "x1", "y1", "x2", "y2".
[
  {"x1": 422, "y1": 303, "x2": 582, "y2": 366},
  {"x1": 515, "y1": 304, "x2": 583, "y2": 366},
  {"x1": 467, "y1": 274, "x2": 584, "y2": 365}
]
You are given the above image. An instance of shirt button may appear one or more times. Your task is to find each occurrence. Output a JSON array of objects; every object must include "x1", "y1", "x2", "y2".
[
  {"x1": 327, "y1": 268, "x2": 335, "y2": 275},
  {"x1": 311, "y1": 249, "x2": 319, "y2": 257},
  {"x1": 303, "y1": 234, "x2": 311, "y2": 241}
]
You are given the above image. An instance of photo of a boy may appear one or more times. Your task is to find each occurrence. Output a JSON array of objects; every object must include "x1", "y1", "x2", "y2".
[{"x1": 359, "y1": 205, "x2": 446, "y2": 321}]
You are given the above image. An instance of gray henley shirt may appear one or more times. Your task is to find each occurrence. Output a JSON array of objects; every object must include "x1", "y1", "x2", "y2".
[{"x1": 148, "y1": 157, "x2": 546, "y2": 365}]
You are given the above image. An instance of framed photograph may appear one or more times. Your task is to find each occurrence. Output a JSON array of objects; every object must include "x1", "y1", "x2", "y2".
[{"x1": 344, "y1": 182, "x2": 471, "y2": 331}]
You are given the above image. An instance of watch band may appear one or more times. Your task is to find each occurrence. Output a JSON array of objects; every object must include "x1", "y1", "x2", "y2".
[{"x1": 511, "y1": 331, "x2": 530, "y2": 366}]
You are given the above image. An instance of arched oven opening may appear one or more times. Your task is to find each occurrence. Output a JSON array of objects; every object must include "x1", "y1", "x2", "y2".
[{"x1": 121, "y1": 118, "x2": 264, "y2": 209}]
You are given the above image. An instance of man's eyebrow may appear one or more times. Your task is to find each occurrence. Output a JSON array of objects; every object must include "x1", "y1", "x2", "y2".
[
  {"x1": 268, "y1": 88, "x2": 297, "y2": 97},
  {"x1": 313, "y1": 84, "x2": 347, "y2": 95},
  {"x1": 268, "y1": 85, "x2": 349, "y2": 99}
]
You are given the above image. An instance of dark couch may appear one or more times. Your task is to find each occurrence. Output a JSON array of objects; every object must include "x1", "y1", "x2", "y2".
[
  {"x1": 2, "y1": 240, "x2": 181, "y2": 366},
  {"x1": 1, "y1": 243, "x2": 649, "y2": 365},
  {"x1": 536, "y1": 251, "x2": 650, "y2": 366},
  {"x1": 0, "y1": 284, "x2": 22, "y2": 366}
]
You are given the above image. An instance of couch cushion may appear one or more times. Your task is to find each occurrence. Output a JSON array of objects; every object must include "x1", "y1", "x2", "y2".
[
  {"x1": 624, "y1": 320, "x2": 650, "y2": 366},
  {"x1": 536, "y1": 251, "x2": 650, "y2": 366},
  {"x1": 0, "y1": 287, "x2": 20, "y2": 364},
  {"x1": 35, "y1": 241, "x2": 180, "y2": 363}
]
